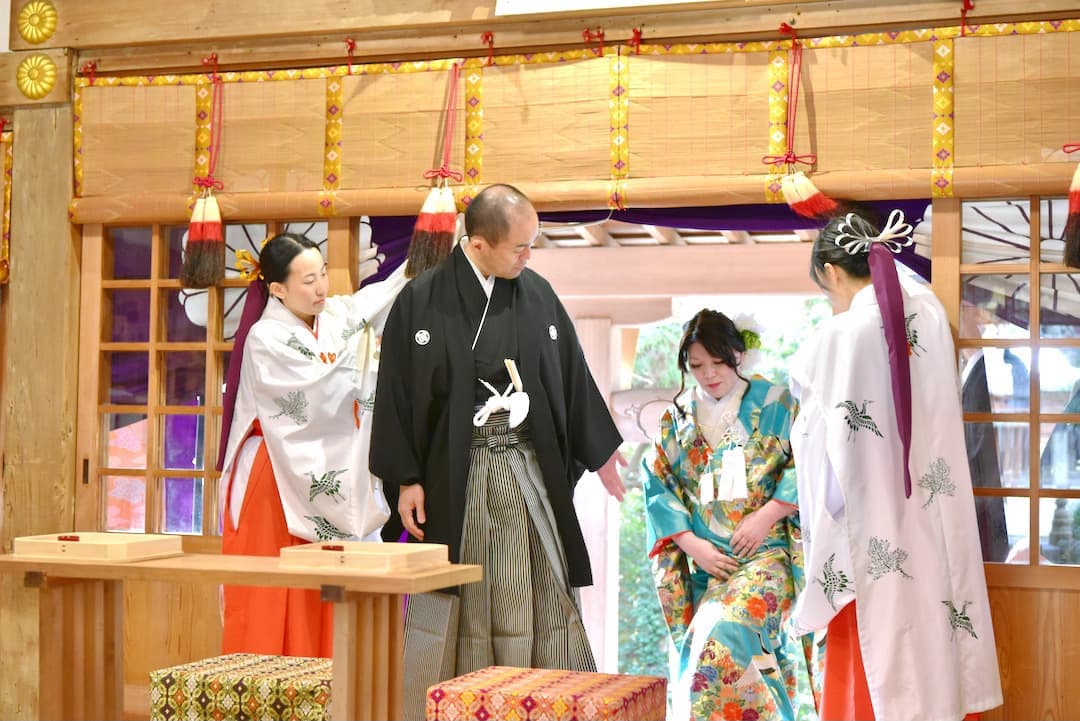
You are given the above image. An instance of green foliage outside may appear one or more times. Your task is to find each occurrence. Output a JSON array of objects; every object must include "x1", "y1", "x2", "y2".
[{"x1": 616, "y1": 296, "x2": 829, "y2": 675}]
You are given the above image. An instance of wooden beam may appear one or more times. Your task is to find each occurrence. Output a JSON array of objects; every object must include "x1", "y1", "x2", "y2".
[
  {"x1": 528, "y1": 243, "x2": 817, "y2": 297},
  {"x1": 0, "y1": 103, "x2": 79, "y2": 720},
  {"x1": 22, "y1": 0, "x2": 1080, "y2": 70},
  {"x1": 0, "y1": 50, "x2": 72, "y2": 107},
  {"x1": 642, "y1": 224, "x2": 684, "y2": 245},
  {"x1": 561, "y1": 296, "x2": 673, "y2": 325},
  {"x1": 575, "y1": 222, "x2": 615, "y2": 247},
  {"x1": 720, "y1": 230, "x2": 752, "y2": 244}
]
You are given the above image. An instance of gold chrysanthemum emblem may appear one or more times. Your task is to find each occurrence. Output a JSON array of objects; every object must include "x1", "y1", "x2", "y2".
[
  {"x1": 16, "y1": 55, "x2": 57, "y2": 100},
  {"x1": 17, "y1": 1, "x2": 58, "y2": 44}
]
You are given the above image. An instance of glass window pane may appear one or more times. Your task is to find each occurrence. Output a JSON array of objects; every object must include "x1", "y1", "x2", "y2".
[
  {"x1": 162, "y1": 289, "x2": 207, "y2": 342},
  {"x1": 106, "y1": 352, "x2": 148, "y2": 405},
  {"x1": 163, "y1": 477, "x2": 203, "y2": 535},
  {"x1": 104, "y1": 413, "x2": 148, "y2": 469},
  {"x1": 960, "y1": 348, "x2": 1030, "y2": 413},
  {"x1": 163, "y1": 351, "x2": 205, "y2": 407},
  {"x1": 1040, "y1": 422, "x2": 1079, "y2": 489},
  {"x1": 964, "y1": 422, "x2": 1029, "y2": 488},
  {"x1": 1039, "y1": 498, "x2": 1080, "y2": 566},
  {"x1": 1039, "y1": 196, "x2": 1070, "y2": 264},
  {"x1": 960, "y1": 276, "x2": 1030, "y2": 339},
  {"x1": 988, "y1": 496, "x2": 1031, "y2": 564},
  {"x1": 973, "y1": 496, "x2": 1013, "y2": 563},
  {"x1": 105, "y1": 475, "x2": 146, "y2": 532},
  {"x1": 109, "y1": 227, "x2": 152, "y2": 280},
  {"x1": 1039, "y1": 273, "x2": 1080, "y2": 338},
  {"x1": 106, "y1": 288, "x2": 151, "y2": 343},
  {"x1": 961, "y1": 199, "x2": 1031, "y2": 265},
  {"x1": 162, "y1": 413, "x2": 204, "y2": 471},
  {"x1": 1040, "y1": 348, "x2": 1080, "y2": 414}
]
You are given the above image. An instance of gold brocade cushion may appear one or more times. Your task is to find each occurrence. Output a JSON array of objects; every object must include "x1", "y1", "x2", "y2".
[
  {"x1": 149, "y1": 653, "x2": 331, "y2": 721},
  {"x1": 426, "y1": 665, "x2": 667, "y2": 721}
]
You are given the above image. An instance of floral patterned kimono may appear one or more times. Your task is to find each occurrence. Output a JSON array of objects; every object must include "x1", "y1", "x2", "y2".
[{"x1": 644, "y1": 375, "x2": 816, "y2": 721}]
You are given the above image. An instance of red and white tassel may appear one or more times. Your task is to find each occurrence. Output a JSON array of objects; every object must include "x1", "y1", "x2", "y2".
[
  {"x1": 1064, "y1": 161, "x2": 1080, "y2": 268},
  {"x1": 405, "y1": 186, "x2": 456, "y2": 278},
  {"x1": 782, "y1": 171, "x2": 839, "y2": 220},
  {"x1": 181, "y1": 193, "x2": 225, "y2": 288}
]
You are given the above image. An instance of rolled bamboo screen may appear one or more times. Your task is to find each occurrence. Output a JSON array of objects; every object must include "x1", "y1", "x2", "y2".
[{"x1": 67, "y1": 19, "x2": 1080, "y2": 223}]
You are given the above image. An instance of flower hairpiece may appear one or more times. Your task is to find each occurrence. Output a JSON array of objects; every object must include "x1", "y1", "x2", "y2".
[
  {"x1": 732, "y1": 313, "x2": 763, "y2": 371},
  {"x1": 833, "y1": 208, "x2": 914, "y2": 255},
  {"x1": 234, "y1": 236, "x2": 273, "y2": 282},
  {"x1": 235, "y1": 248, "x2": 262, "y2": 282}
]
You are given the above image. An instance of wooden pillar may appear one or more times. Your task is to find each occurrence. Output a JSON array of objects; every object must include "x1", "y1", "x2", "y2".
[
  {"x1": 0, "y1": 105, "x2": 79, "y2": 718},
  {"x1": 571, "y1": 317, "x2": 621, "y2": 672}
]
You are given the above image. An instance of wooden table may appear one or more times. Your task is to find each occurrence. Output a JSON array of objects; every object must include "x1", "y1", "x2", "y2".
[{"x1": 0, "y1": 552, "x2": 481, "y2": 721}]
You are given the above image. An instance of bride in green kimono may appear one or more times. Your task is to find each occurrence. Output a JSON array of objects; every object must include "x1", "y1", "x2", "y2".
[{"x1": 643, "y1": 309, "x2": 816, "y2": 721}]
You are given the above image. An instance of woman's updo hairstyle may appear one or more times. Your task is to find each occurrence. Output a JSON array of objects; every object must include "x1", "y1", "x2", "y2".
[{"x1": 260, "y1": 232, "x2": 321, "y2": 285}]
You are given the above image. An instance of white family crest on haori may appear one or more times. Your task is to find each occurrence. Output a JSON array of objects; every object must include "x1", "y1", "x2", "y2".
[{"x1": 220, "y1": 263, "x2": 408, "y2": 543}]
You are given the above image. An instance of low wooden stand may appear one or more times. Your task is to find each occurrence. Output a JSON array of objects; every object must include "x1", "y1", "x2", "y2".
[{"x1": 0, "y1": 552, "x2": 481, "y2": 721}]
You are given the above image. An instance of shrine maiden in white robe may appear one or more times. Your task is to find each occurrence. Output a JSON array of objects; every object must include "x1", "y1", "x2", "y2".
[
  {"x1": 221, "y1": 264, "x2": 408, "y2": 543},
  {"x1": 789, "y1": 273, "x2": 1002, "y2": 721}
]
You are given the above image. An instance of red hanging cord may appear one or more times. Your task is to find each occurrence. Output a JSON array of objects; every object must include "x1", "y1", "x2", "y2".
[
  {"x1": 960, "y1": 0, "x2": 975, "y2": 37},
  {"x1": 481, "y1": 32, "x2": 495, "y2": 67},
  {"x1": 583, "y1": 27, "x2": 605, "y2": 56},
  {"x1": 423, "y1": 63, "x2": 464, "y2": 183},
  {"x1": 80, "y1": 60, "x2": 97, "y2": 86},
  {"x1": 0, "y1": 118, "x2": 8, "y2": 134},
  {"x1": 761, "y1": 23, "x2": 817, "y2": 168},
  {"x1": 629, "y1": 27, "x2": 643, "y2": 54},
  {"x1": 344, "y1": 37, "x2": 356, "y2": 75},
  {"x1": 194, "y1": 53, "x2": 225, "y2": 191},
  {"x1": 1064, "y1": 143, "x2": 1080, "y2": 154}
]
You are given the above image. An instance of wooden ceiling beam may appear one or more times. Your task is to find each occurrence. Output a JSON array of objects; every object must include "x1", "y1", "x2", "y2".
[
  {"x1": 642, "y1": 224, "x2": 684, "y2": 246},
  {"x1": 529, "y1": 243, "x2": 817, "y2": 296},
  {"x1": 20, "y1": 0, "x2": 1080, "y2": 72}
]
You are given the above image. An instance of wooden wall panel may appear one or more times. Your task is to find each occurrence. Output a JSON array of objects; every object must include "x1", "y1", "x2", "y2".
[
  {"x1": 629, "y1": 53, "x2": 769, "y2": 179},
  {"x1": 0, "y1": 105, "x2": 78, "y2": 720},
  {"x1": 482, "y1": 59, "x2": 610, "y2": 185},
  {"x1": 80, "y1": 85, "x2": 196, "y2": 196},
  {"x1": 340, "y1": 70, "x2": 464, "y2": 190},
  {"x1": 984, "y1": 586, "x2": 1080, "y2": 720},
  {"x1": 954, "y1": 32, "x2": 1080, "y2": 168},
  {"x1": 799, "y1": 43, "x2": 934, "y2": 172},
  {"x1": 216, "y1": 80, "x2": 325, "y2": 194}
]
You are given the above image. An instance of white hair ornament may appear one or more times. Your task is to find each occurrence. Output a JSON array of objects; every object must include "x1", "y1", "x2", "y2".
[{"x1": 833, "y1": 208, "x2": 914, "y2": 255}]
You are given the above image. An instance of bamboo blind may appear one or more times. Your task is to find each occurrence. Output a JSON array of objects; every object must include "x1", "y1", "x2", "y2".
[
  {"x1": 481, "y1": 58, "x2": 611, "y2": 185},
  {"x1": 216, "y1": 79, "x2": 325, "y2": 193},
  {"x1": 80, "y1": 85, "x2": 196, "y2": 196},
  {"x1": 629, "y1": 53, "x2": 770, "y2": 178},
  {"x1": 68, "y1": 21, "x2": 1080, "y2": 219},
  {"x1": 954, "y1": 32, "x2": 1080, "y2": 167},
  {"x1": 799, "y1": 43, "x2": 934, "y2": 172},
  {"x1": 340, "y1": 69, "x2": 466, "y2": 190}
]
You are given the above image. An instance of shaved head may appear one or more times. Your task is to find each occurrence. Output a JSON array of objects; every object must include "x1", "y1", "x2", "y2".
[{"x1": 464, "y1": 184, "x2": 533, "y2": 246}]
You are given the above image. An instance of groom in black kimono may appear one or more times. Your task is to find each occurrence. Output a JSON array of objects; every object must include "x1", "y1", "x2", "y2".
[{"x1": 371, "y1": 184, "x2": 625, "y2": 700}]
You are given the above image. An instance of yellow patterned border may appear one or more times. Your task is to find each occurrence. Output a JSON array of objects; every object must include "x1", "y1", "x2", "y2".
[
  {"x1": 73, "y1": 84, "x2": 84, "y2": 197},
  {"x1": 932, "y1": 38, "x2": 955, "y2": 198},
  {"x1": 321, "y1": 76, "x2": 344, "y2": 217},
  {"x1": 608, "y1": 49, "x2": 629, "y2": 210},
  {"x1": 193, "y1": 78, "x2": 213, "y2": 191},
  {"x1": 462, "y1": 65, "x2": 484, "y2": 210},
  {"x1": 1, "y1": 130, "x2": 12, "y2": 284},
  {"x1": 765, "y1": 48, "x2": 789, "y2": 203}
]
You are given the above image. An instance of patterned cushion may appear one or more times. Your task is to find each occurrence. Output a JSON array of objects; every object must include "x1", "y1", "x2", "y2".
[
  {"x1": 425, "y1": 665, "x2": 667, "y2": 721},
  {"x1": 149, "y1": 653, "x2": 331, "y2": 721}
]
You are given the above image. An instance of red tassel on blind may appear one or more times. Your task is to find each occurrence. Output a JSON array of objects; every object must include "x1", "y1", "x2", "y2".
[{"x1": 781, "y1": 171, "x2": 839, "y2": 220}]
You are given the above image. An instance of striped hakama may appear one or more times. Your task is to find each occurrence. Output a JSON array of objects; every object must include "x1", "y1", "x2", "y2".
[{"x1": 403, "y1": 411, "x2": 594, "y2": 716}]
